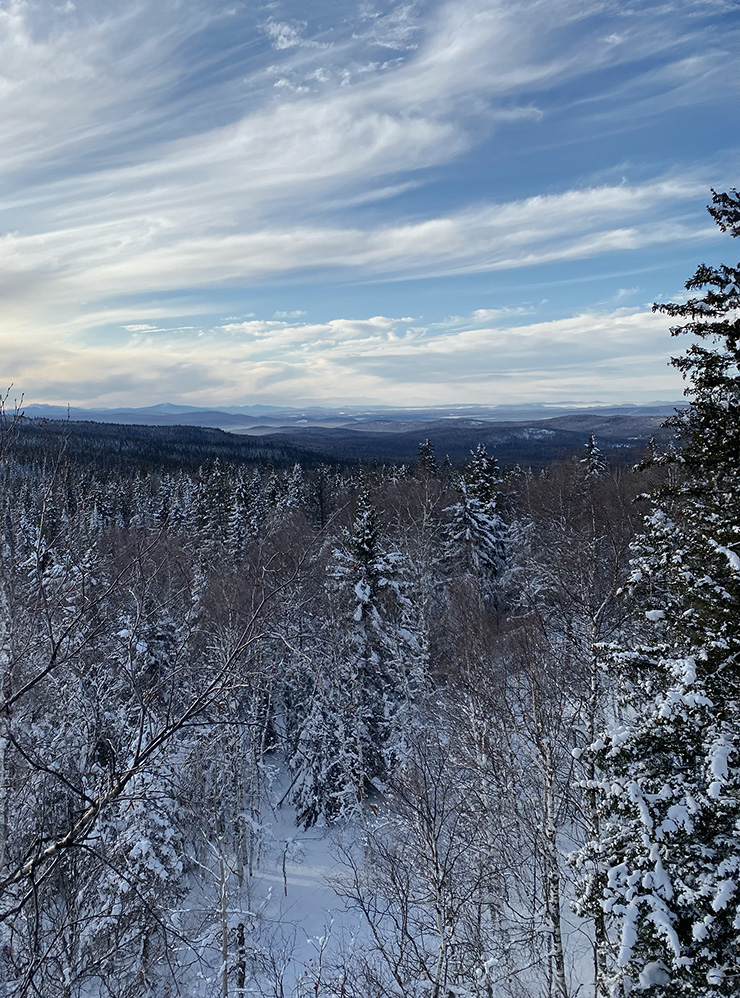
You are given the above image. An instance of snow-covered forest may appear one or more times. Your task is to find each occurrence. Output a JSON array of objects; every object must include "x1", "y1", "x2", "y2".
[{"x1": 1, "y1": 190, "x2": 738, "y2": 997}]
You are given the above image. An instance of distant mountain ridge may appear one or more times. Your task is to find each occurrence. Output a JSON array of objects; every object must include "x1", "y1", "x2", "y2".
[
  {"x1": 20, "y1": 400, "x2": 685, "y2": 434},
  {"x1": 10, "y1": 400, "x2": 684, "y2": 470},
  {"x1": 8, "y1": 400, "x2": 685, "y2": 472}
]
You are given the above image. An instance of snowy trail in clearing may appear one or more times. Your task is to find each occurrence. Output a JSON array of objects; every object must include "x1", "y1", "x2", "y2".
[{"x1": 251, "y1": 799, "x2": 366, "y2": 991}]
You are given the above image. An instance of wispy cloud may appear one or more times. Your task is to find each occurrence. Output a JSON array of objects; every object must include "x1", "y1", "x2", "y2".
[
  {"x1": 0, "y1": 175, "x2": 718, "y2": 321},
  {"x1": 355, "y1": 2, "x2": 422, "y2": 51},
  {"x1": 262, "y1": 18, "x2": 330, "y2": 50}
]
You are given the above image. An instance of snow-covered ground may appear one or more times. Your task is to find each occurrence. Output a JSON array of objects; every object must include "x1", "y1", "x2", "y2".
[{"x1": 171, "y1": 778, "x2": 367, "y2": 997}]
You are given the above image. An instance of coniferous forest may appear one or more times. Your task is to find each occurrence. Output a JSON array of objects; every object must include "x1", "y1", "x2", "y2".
[{"x1": 1, "y1": 191, "x2": 738, "y2": 997}]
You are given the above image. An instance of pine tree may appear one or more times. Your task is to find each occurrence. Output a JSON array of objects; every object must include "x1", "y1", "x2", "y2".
[
  {"x1": 280, "y1": 462, "x2": 307, "y2": 512},
  {"x1": 581, "y1": 433, "x2": 608, "y2": 480},
  {"x1": 416, "y1": 437, "x2": 439, "y2": 478},
  {"x1": 195, "y1": 458, "x2": 231, "y2": 557},
  {"x1": 446, "y1": 444, "x2": 506, "y2": 599},
  {"x1": 575, "y1": 190, "x2": 740, "y2": 997},
  {"x1": 290, "y1": 486, "x2": 425, "y2": 826}
]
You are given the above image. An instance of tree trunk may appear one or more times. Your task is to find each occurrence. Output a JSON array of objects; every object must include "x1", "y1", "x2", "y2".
[
  {"x1": 543, "y1": 744, "x2": 568, "y2": 998},
  {"x1": 236, "y1": 922, "x2": 246, "y2": 994},
  {"x1": 219, "y1": 843, "x2": 229, "y2": 998}
]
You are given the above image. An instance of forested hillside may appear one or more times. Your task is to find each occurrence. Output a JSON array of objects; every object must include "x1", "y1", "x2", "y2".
[
  {"x1": 0, "y1": 411, "x2": 655, "y2": 997},
  {"x1": 8, "y1": 417, "x2": 328, "y2": 474},
  {"x1": 7, "y1": 405, "x2": 675, "y2": 474},
  {"x1": 0, "y1": 190, "x2": 738, "y2": 997}
]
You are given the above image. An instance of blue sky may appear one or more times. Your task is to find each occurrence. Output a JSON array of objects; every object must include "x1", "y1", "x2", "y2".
[{"x1": 2, "y1": 0, "x2": 737, "y2": 407}]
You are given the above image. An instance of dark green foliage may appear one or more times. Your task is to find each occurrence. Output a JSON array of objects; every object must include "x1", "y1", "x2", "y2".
[
  {"x1": 12, "y1": 417, "x2": 331, "y2": 474},
  {"x1": 578, "y1": 190, "x2": 740, "y2": 997},
  {"x1": 654, "y1": 188, "x2": 740, "y2": 476},
  {"x1": 416, "y1": 437, "x2": 439, "y2": 477}
]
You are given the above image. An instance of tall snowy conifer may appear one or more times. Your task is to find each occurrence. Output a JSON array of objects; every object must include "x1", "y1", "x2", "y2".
[
  {"x1": 416, "y1": 437, "x2": 439, "y2": 478},
  {"x1": 575, "y1": 190, "x2": 740, "y2": 996},
  {"x1": 291, "y1": 485, "x2": 423, "y2": 825},
  {"x1": 446, "y1": 444, "x2": 506, "y2": 599},
  {"x1": 582, "y1": 433, "x2": 608, "y2": 480}
]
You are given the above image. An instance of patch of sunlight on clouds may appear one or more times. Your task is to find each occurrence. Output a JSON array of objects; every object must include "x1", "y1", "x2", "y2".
[{"x1": 4, "y1": 305, "x2": 684, "y2": 408}]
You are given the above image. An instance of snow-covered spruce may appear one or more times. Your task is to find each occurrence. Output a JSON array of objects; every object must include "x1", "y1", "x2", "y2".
[
  {"x1": 289, "y1": 483, "x2": 428, "y2": 827},
  {"x1": 573, "y1": 188, "x2": 740, "y2": 998}
]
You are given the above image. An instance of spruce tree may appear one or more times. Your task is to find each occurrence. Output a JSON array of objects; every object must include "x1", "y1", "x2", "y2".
[
  {"x1": 446, "y1": 444, "x2": 506, "y2": 599},
  {"x1": 581, "y1": 433, "x2": 608, "y2": 480},
  {"x1": 574, "y1": 190, "x2": 740, "y2": 996},
  {"x1": 416, "y1": 437, "x2": 439, "y2": 478},
  {"x1": 290, "y1": 485, "x2": 424, "y2": 826}
]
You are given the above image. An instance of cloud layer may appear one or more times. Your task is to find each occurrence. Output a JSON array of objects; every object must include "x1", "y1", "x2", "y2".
[{"x1": 7, "y1": 306, "x2": 685, "y2": 408}]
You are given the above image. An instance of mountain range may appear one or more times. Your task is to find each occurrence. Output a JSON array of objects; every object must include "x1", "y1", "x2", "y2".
[{"x1": 14, "y1": 400, "x2": 685, "y2": 469}]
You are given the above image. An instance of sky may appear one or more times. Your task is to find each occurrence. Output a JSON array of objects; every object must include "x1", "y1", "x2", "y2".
[{"x1": 1, "y1": 0, "x2": 737, "y2": 409}]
